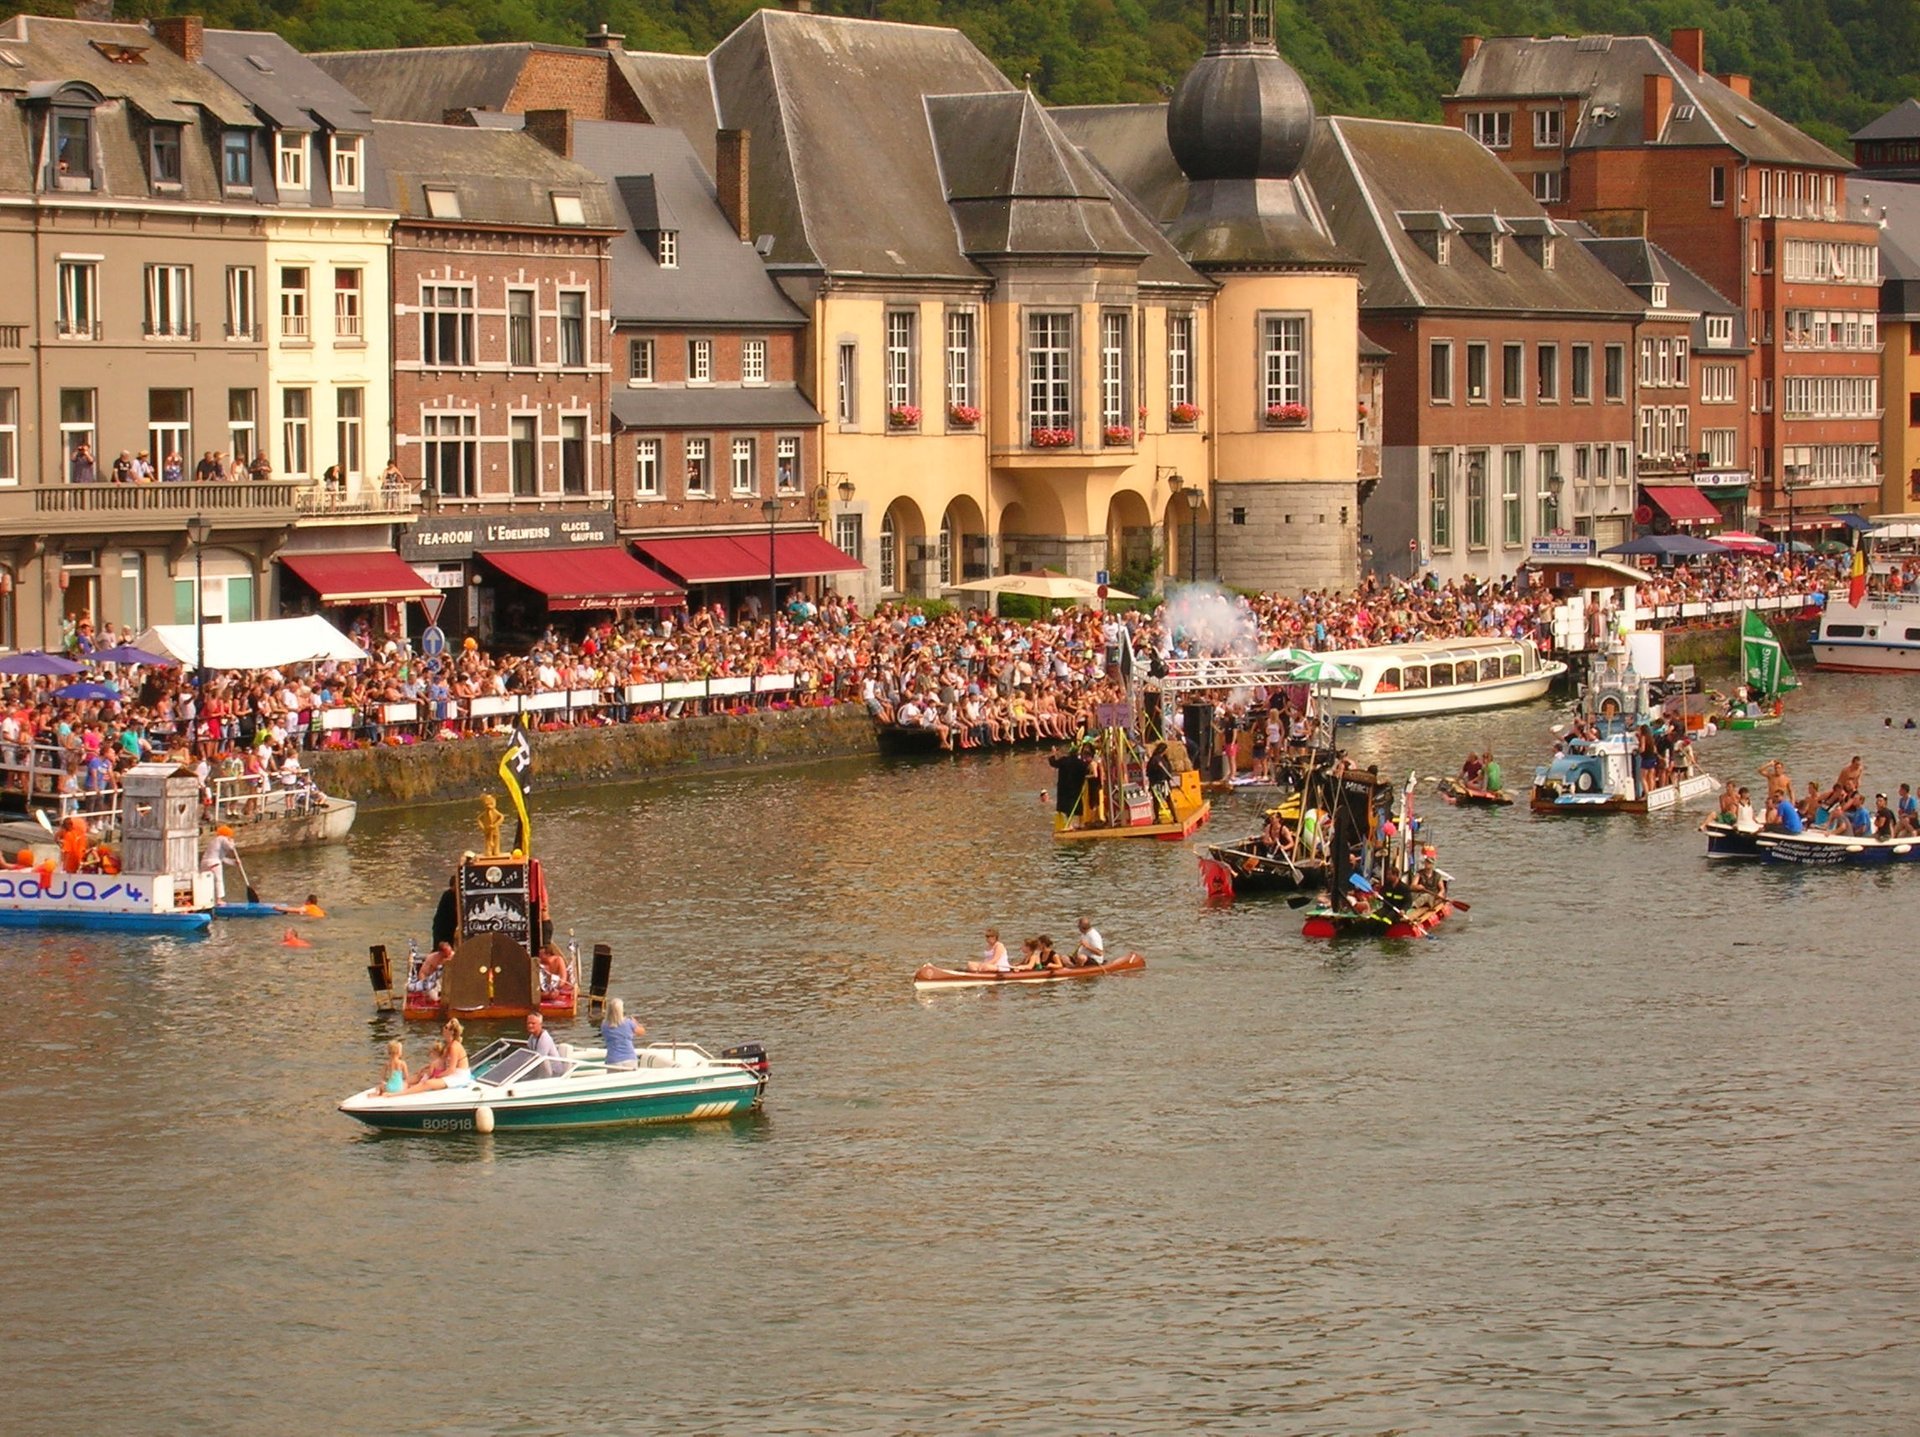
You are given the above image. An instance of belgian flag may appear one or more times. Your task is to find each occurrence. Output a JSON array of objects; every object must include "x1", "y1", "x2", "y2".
[{"x1": 498, "y1": 716, "x2": 533, "y2": 854}]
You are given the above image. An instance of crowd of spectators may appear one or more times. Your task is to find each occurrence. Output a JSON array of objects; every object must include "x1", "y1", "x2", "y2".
[{"x1": 0, "y1": 556, "x2": 1843, "y2": 801}]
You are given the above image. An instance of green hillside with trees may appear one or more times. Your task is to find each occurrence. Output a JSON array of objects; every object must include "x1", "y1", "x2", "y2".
[{"x1": 76, "y1": 0, "x2": 1920, "y2": 152}]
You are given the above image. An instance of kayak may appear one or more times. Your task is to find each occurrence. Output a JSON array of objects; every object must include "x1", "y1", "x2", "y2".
[
  {"x1": 913, "y1": 952, "x2": 1146, "y2": 990},
  {"x1": 214, "y1": 902, "x2": 291, "y2": 919},
  {"x1": 1436, "y1": 778, "x2": 1512, "y2": 807},
  {"x1": 1301, "y1": 899, "x2": 1455, "y2": 940}
]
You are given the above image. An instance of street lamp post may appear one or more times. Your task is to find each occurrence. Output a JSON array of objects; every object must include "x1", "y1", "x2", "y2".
[
  {"x1": 183, "y1": 515, "x2": 212, "y2": 693},
  {"x1": 761, "y1": 497, "x2": 779, "y2": 623},
  {"x1": 1182, "y1": 486, "x2": 1201, "y2": 584}
]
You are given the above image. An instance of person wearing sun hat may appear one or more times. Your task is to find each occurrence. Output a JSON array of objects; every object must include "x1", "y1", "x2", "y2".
[{"x1": 200, "y1": 823, "x2": 242, "y2": 902}]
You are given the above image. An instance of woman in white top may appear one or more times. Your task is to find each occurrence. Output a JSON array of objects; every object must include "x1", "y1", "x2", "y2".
[{"x1": 967, "y1": 928, "x2": 1010, "y2": 974}]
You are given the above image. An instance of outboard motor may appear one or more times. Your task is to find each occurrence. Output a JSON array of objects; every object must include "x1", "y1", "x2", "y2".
[{"x1": 720, "y1": 1042, "x2": 770, "y2": 1082}]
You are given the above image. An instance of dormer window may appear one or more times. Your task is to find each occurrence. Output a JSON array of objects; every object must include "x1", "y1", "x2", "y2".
[
  {"x1": 551, "y1": 193, "x2": 584, "y2": 226},
  {"x1": 1705, "y1": 315, "x2": 1733, "y2": 347},
  {"x1": 51, "y1": 111, "x2": 92, "y2": 189},
  {"x1": 423, "y1": 185, "x2": 460, "y2": 219},
  {"x1": 1650, "y1": 282, "x2": 1670, "y2": 308},
  {"x1": 653, "y1": 230, "x2": 678, "y2": 268},
  {"x1": 1489, "y1": 234, "x2": 1504, "y2": 269},
  {"x1": 276, "y1": 131, "x2": 308, "y2": 191},
  {"x1": 149, "y1": 125, "x2": 182, "y2": 188},
  {"x1": 1435, "y1": 231, "x2": 1451, "y2": 265},
  {"x1": 1541, "y1": 237, "x2": 1556, "y2": 270},
  {"x1": 329, "y1": 135, "x2": 362, "y2": 194},
  {"x1": 222, "y1": 130, "x2": 252, "y2": 189}
]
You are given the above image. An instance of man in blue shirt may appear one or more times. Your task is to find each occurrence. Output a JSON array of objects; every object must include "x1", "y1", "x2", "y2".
[{"x1": 1774, "y1": 795, "x2": 1805, "y2": 835}]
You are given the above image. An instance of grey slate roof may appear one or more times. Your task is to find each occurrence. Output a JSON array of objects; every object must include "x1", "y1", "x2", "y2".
[
  {"x1": 1852, "y1": 99, "x2": 1920, "y2": 143},
  {"x1": 1454, "y1": 35, "x2": 1847, "y2": 169},
  {"x1": 1578, "y1": 235, "x2": 1749, "y2": 351},
  {"x1": 312, "y1": 43, "x2": 589, "y2": 124},
  {"x1": 612, "y1": 51, "x2": 717, "y2": 169},
  {"x1": 371, "y1": 119, "x2": 616, "y2": 229},
  {"x1": 570, "y1": 118, "x2": 804, "y2": 327},
  {"x1": 927, "y1": 90, "x2": 1143, "y2": 262},
  {"x1": 1305, "y1": 116, "x2": 1642, "y2": 318},
  {"x1": 1848, "y1": 177, "x2": 1920, "y2": 319},
  {"x1": 0, "y1": 13, "x2": 258, "y2": 127},
  {"x1": 201, "y1": 29, "x2": 390, "y2": 208},
  {"x1": 610, "y1": 387, "x2": 822, "y2": 429},
  {"x1": 1053, "y1": 101, "x2": 1351, "y2": 270}
]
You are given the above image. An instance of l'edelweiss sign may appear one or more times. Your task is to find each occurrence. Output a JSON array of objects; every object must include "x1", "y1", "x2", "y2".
[{"x1": 401, "y1": 510, "x2": 617, "y2": 561}]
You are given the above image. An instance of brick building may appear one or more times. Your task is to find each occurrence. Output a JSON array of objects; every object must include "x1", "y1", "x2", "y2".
[
  {"x1": 1449, "y1": 27, "x2": 1884, "y2": 531},
  {"x1": 1304, "y1": 116, "x2": 1642, "y2": 580}
]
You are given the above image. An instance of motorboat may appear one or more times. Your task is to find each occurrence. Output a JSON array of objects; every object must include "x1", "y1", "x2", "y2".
[{"x1": 338, "y1": 1038, "x2": 769, "y2": 1134}]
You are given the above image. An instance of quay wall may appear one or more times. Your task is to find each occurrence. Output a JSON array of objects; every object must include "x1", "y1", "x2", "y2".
[
  {"x1": 1659, "y1": 616, "x2": 1816, "y2": 675},
  {"x1": 304, "y1": 705, "x2": 877, "y2": 811}
]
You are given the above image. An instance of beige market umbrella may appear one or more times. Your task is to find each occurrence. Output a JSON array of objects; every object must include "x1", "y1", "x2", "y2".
[{"x1": 952, "y1": 570, "x2": 1137, "y2": 601}]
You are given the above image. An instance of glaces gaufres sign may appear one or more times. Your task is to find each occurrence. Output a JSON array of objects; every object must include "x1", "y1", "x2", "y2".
[{"x1": 401, "y1": 510, "x2": 616, "y2": 562}]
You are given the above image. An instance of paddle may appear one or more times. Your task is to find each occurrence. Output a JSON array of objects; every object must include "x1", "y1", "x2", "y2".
[
  {"x1": 233, "y1": 849, "x2": 261, "y2": 906},
  {"x1": 32, "y1": 808, "x2": 54, "y2": 835}
]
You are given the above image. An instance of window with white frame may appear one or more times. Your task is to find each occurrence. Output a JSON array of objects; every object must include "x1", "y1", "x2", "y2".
[
  {"x1": 835, "y1": 513, "x2": 862, "y2": 566},
  {"x1": 59, "y1": 389, "x2": 95, "y2": 477},
  {"x1": 937, "y1": 515, "x2": 954, "y2": 587},
  {"x1": 1501, "y1": 447, "x2": 1523, "y2": 545},
  {"x1": 1538, "y1": 447, "x2": 1562, "y2": 532},
  {"x1": 1701, "y1": 428, "x2": 1738, "y2": 467},
  {"x1": 275, "y1": 131, "x2": 307, "y2": 190},
  {"x1": 1465, "y1": 110, "x2": 1512, "y2": 149},
  {"x1": 1674, "y1": 338, "x2": 1689, "y2": 384},
  {"x1": 228, "y1": 389, "x2": 255, "y2": 463},
  {"x1": 1704, "y1": 314, "x2": 1732, "y2": 346},
  {"x1": 559, "y1": 415, "x2": 588, "y2": 495},
  {"x1": 742, "y1": 337, "x2": 767, "y2": 384},
  {"x1": 1167, "y1": 312, "x2": 1193, "y2": 413},
  {"x1": 1100, "y1": 311, "x2": 1131, "y2": 432},
  {"x1": 1429, "y1": 340, "x2": 1454, "y2": 403},
  {"x1": 1537, "y1": 343, "x2": 1559, "y2": 402},
  {"x1": 653, "y1": 230, "x2": 677, "y2": 268},
  {"x1": 837, "y1": 342, "x2": 857, "y2": 425},
  {"x1": 56, "y1": 260, "x2": 97, "y2": 338},
  {"x1": 420, "y1": 283, "x2": 475, "y2": 367},
  {"x1": 52, "y1": 111, "x2": 92, "y2": 188},
  {"x1": 280, "y1": 266, "x2": 309, "y2": 341},
  {"x1": 1532, "y1": 169, "x2": 1563, "y2": 203},
  {"x1": 688, "y1": 337, "x2": 712, "y2": 383},
  {"x1": 1502, "y1": 342, "x2": 1524, "y2": 402},
  {"x1": 878, "y1": 512, "x2": 897, "y2": 590},
  {"x1": 1532, "y1": 109, "x2": 1562, "y2": 147},
  {"x1": 1466, "y1": 341, "x2": 1488, "y2": 401},
  {"x1": 147, "y1": 388, "x2": 190, "y2": 470},
  {"x1": 150, "y1": 125, "x2": 182, "y2": 186},
  {"x1": 507, "y1": 290, "x2": 535, "y2": 368},
  {"x1": 1604, "y1": 343, "x2": 1625, "y2": 401},
  {"x1": 225, "y1": 266, "x2": 255, "y2": 340},
  {"x1": 144, "y1": 264, "x2": 192, "y2": 338},
  {"x1": 1027, "y1": 312, "x2": 1073, "y2": 433},
  {"x1": 1429, "y1": 447, "x2": 1453, "y2": 550},
  {"x1": 885, "y1": 310, "x2": 916, "y2": 418},
  {"x1": 558, "y1": 292, "x2": 586, "y2": 367},
  {"x1": 423, "y1": 411, "x2": 478, "y2": 498},
  {"x1": 281, "y1": 387, "x2": 311, "y2": 477},
  {"x1": 1710, "y1": 165, "x2": 1727, "y2": 206},
  {"x1": 333, "y1": 268, "x2": 362, "y2": 341},
  {"x1": 731, "y1": 437, "x2": 757, "y2": 494},
  {"x1": 0, "y1": 388, "x2": 16, "y2": 486},
  {"x1": 330, "y1": 134, "x2": 362, "y2": 193},
  {"x1": 335, "y1": 387, "x2": 363, "y2": 480},
  {"x1": 776, "y1": 435, "x2": 800, "y2": 492},
  {"x1": 685, "y1": 437, "x2": 710, "y2": 495},
  {"x1": 1701, "y1": 363, "x2": 1738, "y2": 403},
  {"x1": 1262, "y1": 314, "x2": 1307, "y2": 413},
  {"x1": 222, "y1": 130, "x2": 251, "y2": 189},
  {"x1": 946, "y1": 309, "x2": 976, "y2": 413},
  {"x1": 1465, "y1": 449, "x2": 1488, "y2": 547},
  {"x1": 634, "y1": 437, "x2": 661, "y2": 496},
  {"x1": 1571, "y1": 343, "x2": 1592, "y2": 401},
  {"x1": 628, "y1": 337, "x2": 654, "y2": 383}
]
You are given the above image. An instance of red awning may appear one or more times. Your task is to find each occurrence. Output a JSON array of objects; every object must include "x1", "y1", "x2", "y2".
[
  {"x1": 479, "y1": 547, "x2": 683, "y2": 611},
  {"x1": 1643, "y1": 485, "x2": 1722, "y2": 524},
  {"x1": 636, "y1": 532, "x2": 864, "y2": 584},
  {"x1": 279, "y1": 550, "x2": 437, "y2": 605}
]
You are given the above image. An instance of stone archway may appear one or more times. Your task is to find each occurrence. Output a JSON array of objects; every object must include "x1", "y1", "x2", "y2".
[
  {"x1": 1105, "y1": 489, "x2": 1155, "y2": 593},
  {"x1": 938, "y1": 494, "x2": 989, "y2": 588},
  {"x1": 880, "y1": 496, "x2": 927, "y2": 596},
  {"x1": 1163, "y1": 493, "x2": 1208, "y2": 581}
]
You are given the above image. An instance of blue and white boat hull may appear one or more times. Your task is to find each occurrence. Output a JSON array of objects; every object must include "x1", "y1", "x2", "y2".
[{"x1": 0, "y1": 868, "x2": 214, "y2": 932}]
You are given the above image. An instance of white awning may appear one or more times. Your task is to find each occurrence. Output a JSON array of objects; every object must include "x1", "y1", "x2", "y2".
[{"x1": 133, "y1": 615, "x2": 369, "y2": 670}]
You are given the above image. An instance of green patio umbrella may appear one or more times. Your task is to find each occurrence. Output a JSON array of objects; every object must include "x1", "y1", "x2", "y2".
[
  {"x1": 1262, "y1": 647, "x2": 1316, "y2": 670},
  {"x1": 1287, "y1": 659, "x2": 1361, "y2": 686}
]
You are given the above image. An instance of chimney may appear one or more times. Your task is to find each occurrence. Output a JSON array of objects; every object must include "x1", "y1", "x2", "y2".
[
  {"x1": 523, "y1": 108, "x2": 573, "y2": 160},
  {"x1": 151, "y1": 15, "x2": 203, "y2": 63},
  {"x1": 584, "y1": 24, "x2": 624, "y2": 53},
  {"x1": 72, "y1": 0, "x2": 113, "y2": 20},
  {"x1": 1460, "y1": 34, "x2": 1482, "y2": 70},
  {"x1": 716, "y1": 128, "x2": 750, "y2": 243},
  {"x1": 786, "y1": 1, "x2": 815, "y2": 11},
  {"x1": 1717, "y1": 73, "x2": 1752, "y2": 98},
  {"x1": 1643, "y1": 73, "x2": 1672, "y2": 143},
  {"x1": 1670, "y1": 26, "x2": 1705, "y2": 74}
]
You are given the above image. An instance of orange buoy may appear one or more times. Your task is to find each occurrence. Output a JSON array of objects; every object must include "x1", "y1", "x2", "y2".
[{"x1": 281, "y1": 928, "x2": 312, "y2": 949}]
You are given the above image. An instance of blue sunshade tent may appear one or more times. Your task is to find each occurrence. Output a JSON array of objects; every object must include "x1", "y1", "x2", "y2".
[
  {"x1": 88, "y1": 644, "x2": 175, "y2": 666},
  {"x1": 49, "y1": 681, "x2": 121, "y2": 701},
  {"x1": 1602, "y1": 534, "x2": 1733, "y2": 558},
  {"x1": 0, "y1": 651, "x2": 84, "y2": 676}
]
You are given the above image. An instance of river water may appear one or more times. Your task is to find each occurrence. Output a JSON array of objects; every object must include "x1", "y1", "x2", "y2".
[{"x1": 6, "y1": 673, "x2": 1920, "y2": 1434}]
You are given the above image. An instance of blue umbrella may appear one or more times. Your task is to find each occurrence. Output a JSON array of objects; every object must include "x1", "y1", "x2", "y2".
[
  {"x1": 0, "y1": 651, "x2": 84, "y2": 677},
  {"x1": 50, "y1": 681, "x2": 121, "y2": 701},
  {"x1": 1602, "y1": 534, "x2": 1732, "y2": 558},
  {"x1": 89, "y1": 644, "x2": 175, "y2": 667}
]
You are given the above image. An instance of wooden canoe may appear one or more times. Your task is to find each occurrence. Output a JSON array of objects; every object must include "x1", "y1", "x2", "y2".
[{"x1": 913, "y1": 952, "x2": 1146, "y2": 990}]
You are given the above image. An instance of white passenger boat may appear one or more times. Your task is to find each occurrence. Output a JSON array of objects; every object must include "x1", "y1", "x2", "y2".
[
  {"x1": 1811, "y1": 594, "x2": 1920, "y2": 673},
  {"x1": 1309, "y1": 637, "x2": 1566, "y2": 721}
]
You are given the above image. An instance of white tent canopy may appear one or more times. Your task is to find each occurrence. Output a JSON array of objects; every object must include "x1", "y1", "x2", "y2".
[{"x1": 133, "y1": 615, "x2": 369, "y2": 670}]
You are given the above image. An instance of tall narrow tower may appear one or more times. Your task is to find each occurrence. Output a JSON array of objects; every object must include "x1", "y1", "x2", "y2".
[{"x1": 1162, "y1": 0, "x2": 1362, "y2": 594}]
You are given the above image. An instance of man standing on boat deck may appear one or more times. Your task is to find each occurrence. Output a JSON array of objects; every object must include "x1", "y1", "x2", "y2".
[
  {"x1": 525, "y1": 1011, "x2": 562, "y2": 1078},
  {"x1": 200, "y1": 824, "x2": 241, "y2": 902},
  {"x1": 1071, "y1": 916, "x2": 1105, "y2": 968}
]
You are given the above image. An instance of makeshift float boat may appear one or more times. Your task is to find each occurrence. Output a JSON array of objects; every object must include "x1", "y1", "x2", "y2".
[
  {"x1": 0, "y1": 765, "x2": 213, "y2": 932},
  {"x1": 1531, "y1": 637, "x2": 1718, "y2": 815},
  {"x1": 1717, "y1": 610, "x2": 1798, "y2": 731},
  {"x1": 1298, "y1": 769, "x2": 1462, "y2": 940},
  {"x1": 913, "y1": 952, "x2": 1146, "y2": 990},
  {"x1": 1704, "y1": 823, "x2": 1920, "y2": 867},
  {"x1": 1436, "y1": 777, "x2": 1513, "y2": 807},
  {"x1": 338, "y1": 1037, "x2": 769, "y2": 1134},
  {"x1": 1300, "y1": 897, "x2": 1456, "y2": 940},
  {"x1": 1050, "y1": 712, "x2": 1209, "y2": 842}
]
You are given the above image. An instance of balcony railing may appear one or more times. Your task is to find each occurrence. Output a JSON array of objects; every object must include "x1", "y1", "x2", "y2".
[
  {"x1": 32, "y1": 480, "x2": 303, "y2": 516},
  {"x1": 0, "y1": 325, "x2": 22, "y2": 350},
  {"x1": 294, "y1": 485, "x2": 419, "y2": 517}
]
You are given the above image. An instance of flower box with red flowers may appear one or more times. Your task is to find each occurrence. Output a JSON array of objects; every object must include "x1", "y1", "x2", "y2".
[
  {"x1": 1266, "y1": 403, "x2": 1309, "y2": 427},
  {"x1": 947, "y1": 403, "x2": 981, "y2": 428},
  {"x1": 1030, "y1": 427, "x2": 1076, "y2": 448},
  {"x1": 1103, "y1": 424, "x2": 1134, "y2": 446},
  {"x1": 1169, "y1": 402, "x2": 1202, "y2": 426},
  {"x1": 887, "y1": 405, "x2": 922, "y2": 429}
]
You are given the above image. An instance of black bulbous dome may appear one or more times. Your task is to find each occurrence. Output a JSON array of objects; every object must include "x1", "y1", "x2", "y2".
[{"x1": 1168, "y1": 47, "x2": 1317, "y2": 183}]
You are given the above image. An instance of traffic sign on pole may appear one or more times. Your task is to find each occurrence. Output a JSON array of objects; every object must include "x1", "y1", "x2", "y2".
[
  {"x1": 421, "y1": 625, "x2": 447, "y2": 659},
  {"x1": 420, "y1": 591, "x2": 446, "y2": 626}
]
